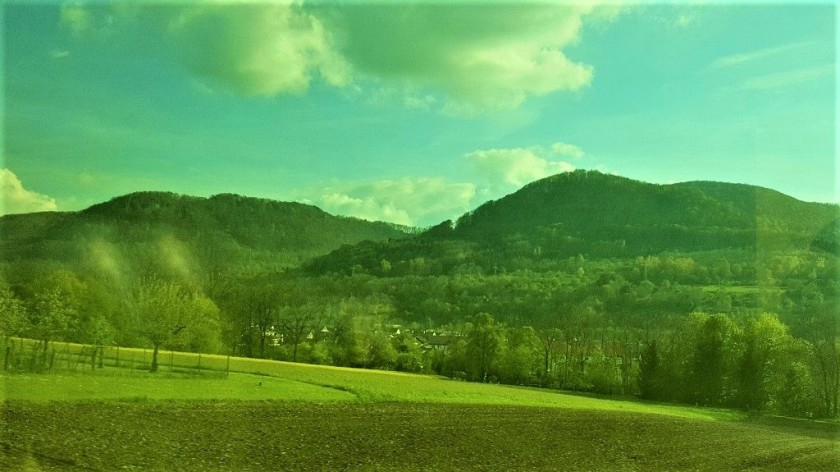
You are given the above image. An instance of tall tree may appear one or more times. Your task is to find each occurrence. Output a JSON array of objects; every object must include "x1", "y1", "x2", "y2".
[
  {"x1": 736, "y1": 313, "x2": 791, "y2": 412},
  {"x1": 0, "y1": 286, "x2": 27, "y2": 342},
  {"x1": 278, "y1": 303, "x2": 321, "y2": 363},
  {"x1": 638, "y1": 340, "x2": 662, "y2": 400},
  {"x1": 29, "y1": 288, "x2": 76, "y2": 358},
  {"x1": 689, "y1": 313, "x2": 736, "y2": 406},
  {"x1": 466, "y1": 313, "x2": 504, "y2": 382},
  {"x1": 0, "y1": 286, "x2": 28, "y2": 370},
  {"x1": 131, "y1": 279, "x2": 220, "y2": 372}
]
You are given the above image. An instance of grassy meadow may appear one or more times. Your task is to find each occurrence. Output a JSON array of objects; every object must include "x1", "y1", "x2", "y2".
[{"x1": 2, "y1": 343, "x2": 838, "y2": 471}]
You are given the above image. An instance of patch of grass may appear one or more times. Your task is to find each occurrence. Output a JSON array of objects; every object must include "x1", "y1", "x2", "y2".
[
  {"x1": 0, "y1": 371, "x2": 356, "y2": 403},
  {"x1": 224, "y1": 357, "x2": 741, "y2": 421},
  {"x1": 4, "y1": 350, "x2": 739, "y2": 422}
]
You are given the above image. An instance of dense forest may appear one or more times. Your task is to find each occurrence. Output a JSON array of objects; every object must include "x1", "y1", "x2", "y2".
[{"x1": 2, "y1": 171, "x2": 838, "y2": 418}]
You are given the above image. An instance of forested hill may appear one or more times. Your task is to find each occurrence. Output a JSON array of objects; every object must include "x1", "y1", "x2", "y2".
[
  {"x1": 0, "y1": 191, "x2": 407, "y2": 276},
  {"x1": 454, "y1": 171, "x2": 836, "y2": 246},
  {"x1": 304, "y1": 171, "x2": 839, "y2": 276}
]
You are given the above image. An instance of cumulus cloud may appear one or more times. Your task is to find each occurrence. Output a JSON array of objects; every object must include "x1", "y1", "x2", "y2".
[
  {"x1": 1, "y1": 169, "x2": 59, "y2": 215},
  {"x1": 61, "y1": 3, "x2": 348, "y2": 97},
  {"x1": 316, "y1": 177, "x2": 476, "y2": 227},
  {"x1": 324, "y1": 4, "x2": 595, "y2": 109},
  {"x1": 153, "y1": 4, "x2": 349, "y2": 96},
  {"x1": 167, "y1": 4, "x2": 349, "y2": 95},
  {"x1": 62, "y1": 3, "x2": 606, "y2": 108},
  {"x1": 551, "y1": 141, "x2": 585, "y2": 160},
  {"x1": 466, "y1": 147, "x2": 575, "y2": 188}
]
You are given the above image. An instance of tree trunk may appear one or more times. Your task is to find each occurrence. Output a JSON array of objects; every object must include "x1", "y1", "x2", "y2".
[{"x1": 151, "y1": 344, "x2": 160, "y2": 372}]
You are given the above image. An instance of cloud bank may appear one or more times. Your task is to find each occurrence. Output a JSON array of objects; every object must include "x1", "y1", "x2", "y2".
[
  {"x1": 316, "y1": 177, "x2": 475, "y2": 227},
  {"x1": 1, "y1": 169, "x2": 59, "y2": 215},
  {"x1": 62, "y1": 3, "x2": 605, "y2": 109}
]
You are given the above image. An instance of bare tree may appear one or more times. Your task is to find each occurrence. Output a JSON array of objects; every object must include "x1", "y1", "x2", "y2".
[{"x1": 279, "y1": 303, "x2": 322, "y2": 362}]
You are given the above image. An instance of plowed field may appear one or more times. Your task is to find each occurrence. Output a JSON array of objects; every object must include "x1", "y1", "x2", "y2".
[{"x1": 2, "y1": 402, "x2": 837, "y2": 471}]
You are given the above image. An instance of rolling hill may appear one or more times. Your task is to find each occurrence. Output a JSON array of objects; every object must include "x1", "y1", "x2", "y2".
[
  {"x1": 0, "y1": 191, "x2": 408, "y2": 277},
  {"x1": 304, "y1": 170, "x2": 839, "y2": 276}
]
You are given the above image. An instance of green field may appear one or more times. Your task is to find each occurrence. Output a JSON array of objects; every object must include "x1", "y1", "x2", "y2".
[{"x1": 2, "y1": 348, "x2": 838, "y2": 471}]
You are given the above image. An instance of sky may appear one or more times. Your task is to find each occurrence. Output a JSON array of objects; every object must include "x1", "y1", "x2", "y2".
[{"x1": 2, "y1": 2, "x2": 836, "y2": 226}]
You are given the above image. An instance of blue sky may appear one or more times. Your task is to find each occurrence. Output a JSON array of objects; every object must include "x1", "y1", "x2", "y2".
[{"x1": 2, "y1": 2, "x2": 836, "y2": 226}]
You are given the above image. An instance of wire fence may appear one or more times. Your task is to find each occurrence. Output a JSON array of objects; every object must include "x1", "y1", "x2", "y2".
[{"x1": 2, "y1": 338, "x2": 231, "y2": 377}]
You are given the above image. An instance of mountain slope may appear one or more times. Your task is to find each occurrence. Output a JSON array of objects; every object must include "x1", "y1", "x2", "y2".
[
  {"x1": 304, "y1": 171, "x2": 839, "y2": 276},
  {"x1": 0, "y1": 191, "x2": 407, "y2": 275},
  {"x1": 454, "y1": 171, "x2": 835, "y2": 249}
]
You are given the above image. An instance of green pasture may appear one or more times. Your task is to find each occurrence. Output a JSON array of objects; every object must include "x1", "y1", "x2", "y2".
[
  {"x1": 3, "y1": 341, "x2": 740, "y2": 422},
  {"x1": 0, "y1": 371, "x2": 355, "y2": 403}
]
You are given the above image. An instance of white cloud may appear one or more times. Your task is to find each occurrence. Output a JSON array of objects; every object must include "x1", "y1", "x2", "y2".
[
  {"x1": 60, "y1": 4, "x2": 95, "y2": 35},
  {"x1": 709, "y1": 42, "x2": 814, "y2": 70},
  {"x1": 740, "y1": 64, "x2": 833, "y2": 91},
  {"x1": 62, "y1": 3, "x2": 349, "y2": 97},
  {"x1": 466, "y1": 147, "x2": 575, "y2": 188},
  {"x1": 50, "y1": 50, "x2": 71, "y2": 60},
  {"x1": 550, "y1": 141, "x2": 585, "y2": 160},
  {"x1": 316, "y1": 177, "x2": 476, "y2": 226},
  {"x1": 1, "y1": 169, "x2": 59, "y2": 215},
  {"x1": 321, "y1": 192, "x2": 412, "y2": 226},
  {"x1": 157, "y1": 4, "x2": 349, "y2": 96},
  {"x1": 325, "y1": 4, "x2": 596, "y2": 109},
  {"x1": 62, "y1": 3, "x2": 609, "y2": 109},
  {"x1": 673, "y1": 12, "x2": 697, "y2": 29}
]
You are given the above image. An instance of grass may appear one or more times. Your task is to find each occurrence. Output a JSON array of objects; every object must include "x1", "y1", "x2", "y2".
[
  {"x1": 3, "y1": 345, "x2": 738, "y2": 421},
  {"x1": 2, "y1": 344, "x2": 837, "y2": 471},
  {"x1": 1, "y1": 370, "x2": 355, "y2": 403}
]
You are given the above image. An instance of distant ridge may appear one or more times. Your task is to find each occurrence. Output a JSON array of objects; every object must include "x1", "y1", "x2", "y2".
[
  {"x1": 0, "y1": 191, "x2": 408, "y2": 274},
  {"x1": 304, "y1": 170, "x2": 839, "y2": 275}
]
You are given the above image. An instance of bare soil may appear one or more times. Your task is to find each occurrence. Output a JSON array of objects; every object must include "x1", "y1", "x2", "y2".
[{"x1": 1, "y1": 402, "x2": 838, "y2": 471}]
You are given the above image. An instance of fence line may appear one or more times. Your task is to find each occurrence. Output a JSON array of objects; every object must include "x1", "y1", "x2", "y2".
[{"x1": 2, "y1": 338, "x2": 231, "y2": 377}]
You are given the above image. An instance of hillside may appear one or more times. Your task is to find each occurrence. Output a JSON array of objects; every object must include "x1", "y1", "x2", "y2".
[
  {"x1": 304, "y1": 171, "x2": 839, "y2": 276},
  {"x1": 0, "y1": 191, "x2": 407, "y2": 276}
]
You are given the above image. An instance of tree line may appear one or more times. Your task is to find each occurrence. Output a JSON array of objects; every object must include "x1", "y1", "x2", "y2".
[{"x1": 1, "y1": 247, "x2": 837, "y2": 419}]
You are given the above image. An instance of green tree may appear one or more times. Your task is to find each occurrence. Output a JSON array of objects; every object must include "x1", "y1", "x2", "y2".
[
  {"x1": 131, "y1": 279, "x2": 220, "y2": 372},
  {"x1": 736, "y1": 313, "x2": 791, "y2": 412},
  {"x1": 466, "y1": 313, "x2": 505, "y2": 382},
  {"x1": 0, "y1": 286, "x2": 27, "y2": 341},
  {"x1": 638, "y1": 340, "x2": 663, "y2": 400},
  {"x1": 498, "y1": 326, "x2": 541, "y2": 385},
  {"x1": 366, "y1": 329, "x2": 397, "y2": 369},
  {"x1": 331, "y1": 311, "x2": 366, "y2": 367},
  {"x1": 29, "y1": 288, "x2": 76, "y2": 359},
  {"x1": 689, "y1": 313, "x2": 737, "y2": 406},
  {"x1": 0, "y1": 286, "x2": 28, "y2": 370}
]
